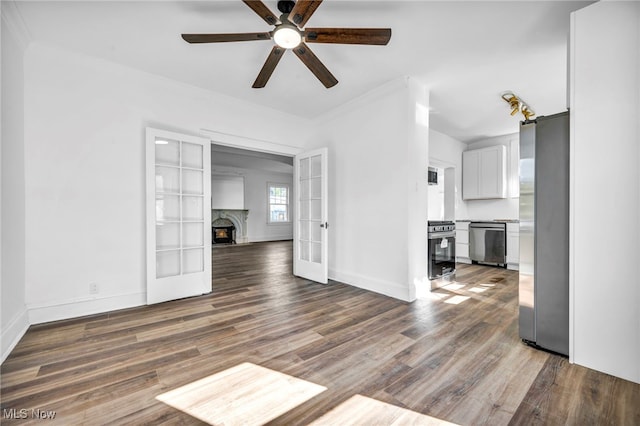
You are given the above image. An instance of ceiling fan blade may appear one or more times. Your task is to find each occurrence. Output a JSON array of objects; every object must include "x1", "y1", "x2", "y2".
[
  {"x1": 304, "y1": 28, "x2": 392, "y2": 45},
  {"x1": 242, "y1": 0, "x2": 280, "y2": 26},
  {"x1": 292, "y1": 42, "x2": 337, "y2": 88},
  {"x1": 288, "y1": 0, "x2": 323, "y2": 28},
  {"x1": 182, "y1": 33, "x2": 271, "y2": 43},
  {"x1": 253, "y1": 46, "x2": 286, "y2": 88}
]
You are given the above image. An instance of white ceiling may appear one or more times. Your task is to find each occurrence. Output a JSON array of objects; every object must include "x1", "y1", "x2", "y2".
[{"x1": 12, "y1": 0, "x2": 593, "y2": 143}]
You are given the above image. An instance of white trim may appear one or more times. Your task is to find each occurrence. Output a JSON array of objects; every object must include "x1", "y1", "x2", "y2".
[
  {"x1": 249, "y1": 235, "x2": 293, "y2": 243},
  {"x1": 568, "y1": 10, "x2": 577, "y2": 365},
  {"x1": 1, "y1": 306, "x2": 30, "y2": 363},
  {"x1": 329, "y1": 269, "x2": 411, "y2": 302},
  {"x1": 428, "y1": 157, "x2": 456, "y2": 170},
  {"x1": 200, "y1": 128, "x2": 302, "y2": 157},
  {"x1": 27, "y1": 292, "x2": 146, "y2": 325}
]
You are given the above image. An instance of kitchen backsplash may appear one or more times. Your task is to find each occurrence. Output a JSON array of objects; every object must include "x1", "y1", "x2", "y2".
[{"x1": 460, "y1": 197, "x2": 519, "y2": 221}]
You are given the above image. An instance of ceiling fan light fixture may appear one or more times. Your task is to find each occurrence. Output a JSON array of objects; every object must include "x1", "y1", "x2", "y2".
[
  {"x1": 182, "y1": 0, "x2": 392, "y2": 88},
  {"x1": 273, "y1": 25, "x2": 302, "y2": 49}
]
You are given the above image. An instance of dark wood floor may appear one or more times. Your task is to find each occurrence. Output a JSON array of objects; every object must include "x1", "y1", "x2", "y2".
[{"x1": 1, "y1": 241, "x2": 638, "y2": 425}]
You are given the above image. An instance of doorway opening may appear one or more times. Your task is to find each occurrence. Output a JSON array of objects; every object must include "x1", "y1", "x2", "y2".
[
  {"x1": 209, "y1": 143, "x2": 295, "y2": 287},
  {"x1": 427, "y1": 159, "x2": 456, "y2": 222}
]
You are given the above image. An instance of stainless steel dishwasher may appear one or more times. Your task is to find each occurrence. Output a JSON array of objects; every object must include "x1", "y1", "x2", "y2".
[{"x1": 469, "y1": 222, "x2": 506, "y2": 266}]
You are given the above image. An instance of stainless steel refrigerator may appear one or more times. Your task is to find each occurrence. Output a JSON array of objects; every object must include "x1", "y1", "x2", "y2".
[{"x1": 519, "y1": 111, "x2": 569, "y2": 356}]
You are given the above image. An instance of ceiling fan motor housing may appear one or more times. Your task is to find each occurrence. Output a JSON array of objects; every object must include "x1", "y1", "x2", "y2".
[{"x1": 277, "y1": 0, "x2": 295, "y2": 14}]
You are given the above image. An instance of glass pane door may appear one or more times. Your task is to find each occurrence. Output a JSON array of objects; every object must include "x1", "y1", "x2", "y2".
[
  {"x1": 146, "y1": 129, "x2": 211, "y2": 304},
  {"x1": 294, "y1": 148, "x2": 328, "y2": 284}
]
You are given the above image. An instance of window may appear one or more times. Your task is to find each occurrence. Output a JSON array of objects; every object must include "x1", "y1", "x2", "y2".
[{"x1": 268, "y1": 183, "x2": 290, "y2": 224}]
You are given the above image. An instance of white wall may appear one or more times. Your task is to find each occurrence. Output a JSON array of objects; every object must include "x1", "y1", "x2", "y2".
[
  {"x1": 211, "y1": 175, "x2": 245, "y2": 210},
  {"x1": 1, "y1": 2, "x2": 30, "y2": 362},
  {"x1": 429, "y1": 129, "x2": 468, "y2": 220},
  {"x1": 310, "y1": 78, "x2": 429, "y2": 301},
  {"x1": 22, "y1": 42, "x2": 310, "y2": 324},
  {"x1": 570, "y1": 1, "x2": 640, "y2": 384},
  {"x1": 244, "y1": 171, "x2": 293, "y2": 242},
  {"x1": 405, "y1": 78, "x2": 430, "y2": 301},
  {"x1": 463, "y1": 133, "x2": 519, "y2": 220}
]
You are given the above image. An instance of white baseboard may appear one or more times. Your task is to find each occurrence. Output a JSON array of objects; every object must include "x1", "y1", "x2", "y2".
[
  {"x1": 27, "y1": 292, "x2": 146, "y2": 325},
  {"x1": 248, "y1": 235, "x2": 293, "y2": 243},
  {"x1": 329, "y1": 269, "x2": 411, "y2": 302},
  {"x1": 1, "y1": 306, "x2": 30, "y2": 364}
]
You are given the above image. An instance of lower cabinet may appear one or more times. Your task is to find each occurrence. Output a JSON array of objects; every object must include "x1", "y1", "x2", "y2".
[
  {"x1": 506, "y1": 222, "x2": 519, "y2": 270},
  {"x1": 456, "y1": 221, "x2": 471, "y2": 264}
]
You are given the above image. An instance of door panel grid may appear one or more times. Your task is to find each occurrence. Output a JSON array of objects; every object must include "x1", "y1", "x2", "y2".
[
  {"x1": 147, "y1": 129, "x2": 211, "y2": 304},
  {"x1": 298, "y1": 155, "x2": 323, "y2": 264},
  {"x1": 154, "y1": 140, "x2": 205, "y2": 278},
  {"x1": 294, "y1": 148, "x2": 328, "y2": 284}
]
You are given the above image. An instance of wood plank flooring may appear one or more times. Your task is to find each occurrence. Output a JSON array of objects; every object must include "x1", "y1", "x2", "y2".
[{"x1": 1, "y1": 241, "x2": 638, "y2": 425}]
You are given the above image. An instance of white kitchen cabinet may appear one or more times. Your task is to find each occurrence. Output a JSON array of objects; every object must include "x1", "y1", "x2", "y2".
[
  {"x1": 456, "y1": 221, "x2": 471, "y2": 264},
  {"x1": 462, "y1": 145, "x2": 507, "y2": 200},
  {"x1": 506, "y1": 222, "x2": 519, "y2": 270}
]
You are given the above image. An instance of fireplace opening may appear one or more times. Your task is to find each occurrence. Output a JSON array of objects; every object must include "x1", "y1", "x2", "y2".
[{"x1": 212, "y1": 218, "x2": 236, "y2": 244}]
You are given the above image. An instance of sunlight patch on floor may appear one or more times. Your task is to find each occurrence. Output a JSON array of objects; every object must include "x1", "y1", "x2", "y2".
[
  {"x1": 309, "y1": 394, "x2": 459, "y2": 425},
  {"x1": 429, "y1": 292, "x2": 450, "y2": 301},
  {"x1": 442, "y1": 283, "x2": 466, "y2": 291},
  {"x1": 444, "y1": 295, "x2": 471, "y2": 305},
  {"x1": 156, "y1": 362, "x2": 326, "y2": 425}
]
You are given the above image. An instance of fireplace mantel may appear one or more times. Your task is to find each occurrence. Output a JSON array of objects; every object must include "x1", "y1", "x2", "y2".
[{"x1": 212, "y1": 209, "x2": 249, "y2": 244}]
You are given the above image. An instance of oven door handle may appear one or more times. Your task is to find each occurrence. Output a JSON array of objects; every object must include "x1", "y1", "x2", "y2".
[{"x1": 428, "y1": 231, "x2": 456, "y2": 239}]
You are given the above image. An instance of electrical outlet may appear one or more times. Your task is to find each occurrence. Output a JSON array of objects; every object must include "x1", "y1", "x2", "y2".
[{"x1": 89, "y1": 282, "x2": 99, "y2": 294}]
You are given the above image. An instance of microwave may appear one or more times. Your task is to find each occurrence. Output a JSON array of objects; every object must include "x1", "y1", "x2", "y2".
[{"x1": 428, "y1": 167, "x2": 438, "y2": 185}]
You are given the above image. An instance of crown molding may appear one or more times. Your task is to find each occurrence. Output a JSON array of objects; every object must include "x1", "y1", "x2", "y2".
[{"x1": 1, "y1": 1, "x2": 32, "y2": 50}]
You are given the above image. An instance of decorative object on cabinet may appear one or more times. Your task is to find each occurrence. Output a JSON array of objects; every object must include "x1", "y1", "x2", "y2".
[{"x1": 181, "y1": 0, "x2": 391, "y2": 88}]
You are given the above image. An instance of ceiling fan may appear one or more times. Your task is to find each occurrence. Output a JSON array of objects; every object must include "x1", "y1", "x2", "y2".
[{"x1": 181, "y1": 0, "x2": 392, "y2": 88}]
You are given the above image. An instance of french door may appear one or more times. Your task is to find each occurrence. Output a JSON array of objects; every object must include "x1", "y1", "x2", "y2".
[
  {"x1": 294, "y1": 148, "x2": 328, "y2": 284},
  {"x1": 145, "y1": 128, "x2": 211, "y2": 304}
]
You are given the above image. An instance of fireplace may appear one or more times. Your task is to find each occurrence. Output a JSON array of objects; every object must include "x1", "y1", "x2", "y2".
[
  {"x1": 211, "y1": 209, "x2": 249, "y2": 244},
  {"x1": 212, "y1": 218, "x2": 235, "y2": 244}
]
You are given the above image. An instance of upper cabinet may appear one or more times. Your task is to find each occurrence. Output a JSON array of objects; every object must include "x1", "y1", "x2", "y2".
[{"x1": 462, "y1": 145, "x2": 507, "y2": 200}]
